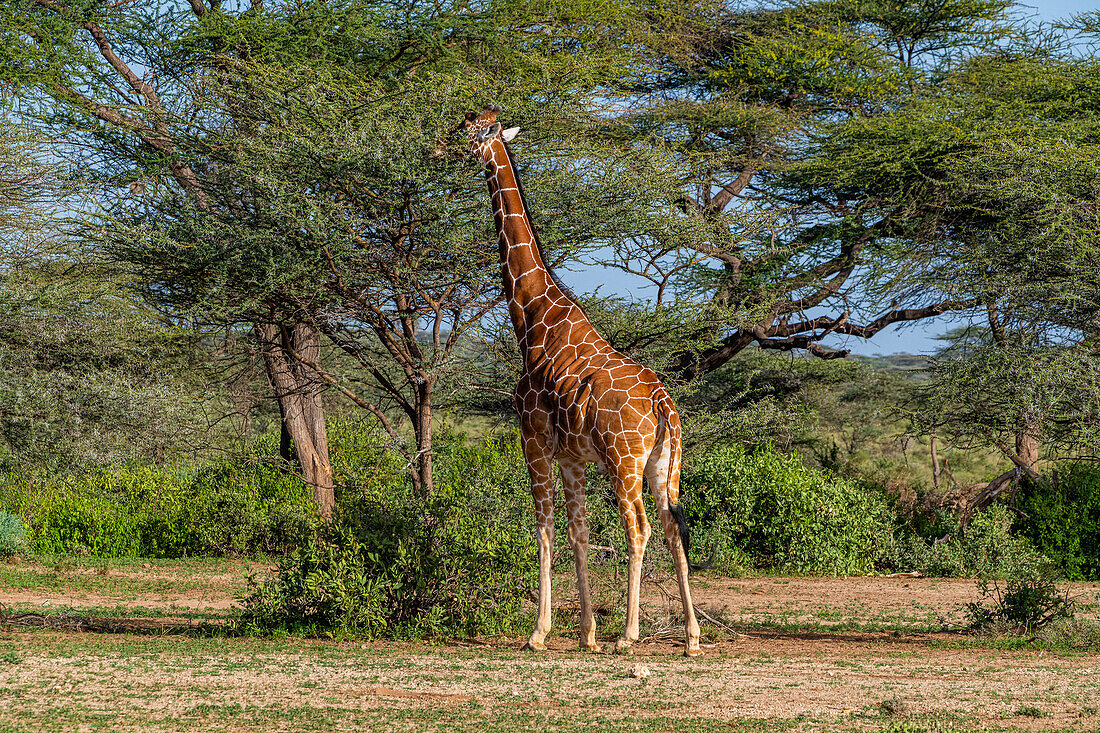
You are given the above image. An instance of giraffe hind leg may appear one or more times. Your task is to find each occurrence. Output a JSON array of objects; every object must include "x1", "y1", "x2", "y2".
[{"x1": 645, "y1": 436, "x2": 702, "y2": 657}]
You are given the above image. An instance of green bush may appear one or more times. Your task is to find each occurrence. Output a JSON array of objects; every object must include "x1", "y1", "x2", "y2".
[
  {"x1": 187, "y1": 459, "x2": 316, "y2": 556},
  {"x1": 1, "y1": 456, "x2": 319, "y2": 558},
  {"x1": 27, "y1": 476, "x2": 144, "y2": 557},
  {"x1": 0, "y1": 510, "x2": 26, "y2": 556},
  {"x1": 1014, "y1": 465, "x2": 1100, "y2": 580},
  {"x1": 240, "y1": 432, "x2": 537, "y2": 638},
  {"x1": 680, "y1": 443, "x2": 892, "y2": 575},
  {"x1": 965, "y1": 551, "x2": 1073, "y2": 634},
  {"x1": 885, "y1": 505, "x2": 1048, "y2": 579},
  {"x1": 1033, "y1": 617, "x2": 1100, "y2": 652},
  {"x1": 237, "y1": 526, "x2": 389, "y2": 638}
]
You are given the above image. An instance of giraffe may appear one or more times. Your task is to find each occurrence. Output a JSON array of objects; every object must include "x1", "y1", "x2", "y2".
[{"x1": 459, "y1": 105, "x2": 703, "y2": 657}]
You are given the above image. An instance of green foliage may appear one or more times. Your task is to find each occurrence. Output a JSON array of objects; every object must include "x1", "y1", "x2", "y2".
[
  {"x1": 964, "y1": 552, "x2": 1073, "y2": 634},
  {"x1": 581, "y1": 0, "x2": 1026, "y2": 378},
  {"x1": 1015, "y1": 464, "x2": 1100, "y2": 580},
  {"x1": 884, "y1": 505, "x2": 1046, "y2": 578},
  {"x1": 237, "y1": 526, "x2": 389, "y2": 639},
  {"x1": 806, "y1": 50, "x2": 1100, "y2": 466},
  {"x1": 0, "y1": 457, "x2": 318, "y2": 558},
  {"x1": 1032, "y1": 616, "x2": 1100, "y2": 653},
  {"x1": 0, "y1": 510, "x2": 26, "y2": 556},
  {"x1": 681, "y1": 443, "x2": 892, "y2": 575},
  {"x1": 910, "y1": 341, "x2": 1100, "y2": 463},
  {"x1": 239, "y1": 432, "x2": 537, "y2": 638},
  {"x1": 186, "y1": 458, "x2": 316, "y2": 556},
  {"x1": 0, "y1": 122, "x2": 213, "y2": 474}
]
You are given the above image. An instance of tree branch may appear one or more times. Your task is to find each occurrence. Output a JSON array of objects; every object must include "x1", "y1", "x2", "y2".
[{"x1": 708, "y1": 167, "x2": 755, "y2": 212}]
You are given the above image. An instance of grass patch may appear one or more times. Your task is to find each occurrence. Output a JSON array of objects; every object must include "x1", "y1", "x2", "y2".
[
  {"x1": 879, "y1": 721, "x2": 975, "y2": 733},
  {"x1": 0, "y1": 557, "x2": 256, "y2": 599}
]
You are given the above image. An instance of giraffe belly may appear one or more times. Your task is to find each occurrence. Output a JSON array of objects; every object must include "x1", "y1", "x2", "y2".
[
  {"x1": 556, "y1": 431, "x2": 603, "y2": 468},
  {"x1": 548, "y1": 390, "x2": 609, "y2": 471},
  {"x1": 526, "y1": 353, "x2": 656, "y2": 472}
]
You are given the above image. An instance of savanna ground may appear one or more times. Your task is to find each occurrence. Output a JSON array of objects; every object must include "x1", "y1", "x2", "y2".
[{"x1": 1, "y1": 560, "x2": 1099, "y2": 732}]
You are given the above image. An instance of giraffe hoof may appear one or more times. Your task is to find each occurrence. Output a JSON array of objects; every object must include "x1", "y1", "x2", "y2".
[
  {"x1": 685, "y1": 646, "x2": 704, "y2": 658},
  {"x1": 522, "y1": 640, "x2": 547, "y2": 652},
  {"x1": 580, "y1": 641, "x2": 602, "y2": 653},
  {"x1": 613, "y1": 639, "x2": 634, "y2": 655}
]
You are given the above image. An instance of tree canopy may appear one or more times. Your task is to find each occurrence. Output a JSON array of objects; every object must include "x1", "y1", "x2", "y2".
[{"x1": 0, "y1": 0, "x2": 1097, "y2": 496}]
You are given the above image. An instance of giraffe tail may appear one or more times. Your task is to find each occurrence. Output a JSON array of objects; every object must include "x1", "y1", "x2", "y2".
[
  {"x1": 658, "y1": 394, "x2": 713, "y2": 573},
  {"x1": 668, "y1": 502, "x2": 713, "y2": 572}
]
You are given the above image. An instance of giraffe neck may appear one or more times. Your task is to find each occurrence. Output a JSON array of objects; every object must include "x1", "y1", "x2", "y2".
[{"x1": 483, "y1": 139, "x2": 573, "y2": 354}]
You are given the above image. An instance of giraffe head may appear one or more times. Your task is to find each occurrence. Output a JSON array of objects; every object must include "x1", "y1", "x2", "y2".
[{"x1": 458, "y1": 105, "x2": 520, "y2": 163}]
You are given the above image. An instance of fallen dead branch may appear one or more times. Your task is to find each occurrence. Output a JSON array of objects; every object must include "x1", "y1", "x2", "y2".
[
  {"x1": 0, "y1": 604, "x2": 224, "y2": 636},
  {"x1": 644, "y1": 577, "x2": 757, "y2": 640}
]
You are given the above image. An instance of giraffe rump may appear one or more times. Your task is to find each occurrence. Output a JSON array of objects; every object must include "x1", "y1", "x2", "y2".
[{"x1": 657, "y1": 397, "x2": 712, "y2": 573}]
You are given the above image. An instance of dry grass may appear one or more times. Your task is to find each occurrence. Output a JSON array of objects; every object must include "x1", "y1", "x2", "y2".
[{"x1": 2, "y1": 561, "x2": 1100, "y2": 731}]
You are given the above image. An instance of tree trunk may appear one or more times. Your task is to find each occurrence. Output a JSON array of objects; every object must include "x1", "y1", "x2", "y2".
[
  {"x1": 412, "y1": 376, "x2": 435, "y2": 497},
  {"x1": 1015, "y1": 420, "x2": 1040, "y2": 475},
  {"x1": 930, "y1": 434, "x2": 942, "y2": 490},
  {"x1": 277, "y1": 404, "x2": 294, "y2": 462},
  {"x1": 255, "y1": 322, "x2": 335, "y2": 521}
]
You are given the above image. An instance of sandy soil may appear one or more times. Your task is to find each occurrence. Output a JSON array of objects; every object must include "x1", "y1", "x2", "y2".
[
  {"x1": 683, "y1": 575, "x2": 1100, "y2": 625},
  {"x1": 1, "y1": 627, "x2": 1097, "y2": 731},
  {"x1": 2, "y1": 566, "x2": 1099, "y2": 730},
  {"x1": 0, "y1": 561, "x2": 261, "y2": 611}
]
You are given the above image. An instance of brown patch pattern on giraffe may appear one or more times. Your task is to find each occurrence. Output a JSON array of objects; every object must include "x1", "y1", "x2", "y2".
[{"x1": 461, "y1": 105, "x2": 702, "y2": 657}]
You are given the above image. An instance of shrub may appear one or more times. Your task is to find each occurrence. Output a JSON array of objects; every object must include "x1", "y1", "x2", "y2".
[
  {"x1": 884, "y1": 505, "x2": 1048, "y2": 578},
  {"x1": 680, "y1": 443, "x2": 892, "y2": 575},
  {"x1": 237, "y1": 526, "x2": 389, "y2": 638},
  {"x1": 186, "y1": 460, "x2": 312, "y2": 556},
  {"x1": 1033, "y1": 616, "x2": 1100, "y2": 652},
  {"x1": 27, "y1": 481, "x2": 143, "y2": 557},
  {"x1": 1014, "y1": 464, "x2": 1100, "y2": 580},
  {"x1": 1, "y1": 456, "x2": 319, "y2": 558},
  {"x1": 965, "y1": 552, "x2": 1073, "y2": 634},
  {"x1": 240, "y1": 433, "x2": 538, "y2": 638},
  {"x1": 0, "y1": 510, "x2": 26, "y2": 556}
]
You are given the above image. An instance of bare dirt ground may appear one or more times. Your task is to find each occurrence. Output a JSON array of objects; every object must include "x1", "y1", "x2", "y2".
[{"x1": 1, "y1": 562, "x2": 1099, "y2": 732}]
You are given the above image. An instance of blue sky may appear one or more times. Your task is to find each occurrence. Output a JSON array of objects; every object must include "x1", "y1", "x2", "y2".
[
  {"x1": 566, "y1": 0, "x2": 1098, "y2": 356},
  {"x1": 1035, "y1": 0, "x2": 1097, "y2": 18}
]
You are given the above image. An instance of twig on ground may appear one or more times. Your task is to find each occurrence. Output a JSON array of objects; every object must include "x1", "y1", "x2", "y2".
[{"x1": 644, "y1": 578, "x2": 757, "y2": 639}]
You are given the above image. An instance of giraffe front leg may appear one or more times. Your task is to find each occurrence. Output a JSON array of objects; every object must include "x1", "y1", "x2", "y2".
[
  {"x1": 525, "y1": 512, "x2": 554, "y2": 651},
  {"x1": 523, "y1": 451, "x2": 555, "y2": 652},
  {"x1": 560, "y1": 459, "x2": 600, "y2": 652}
]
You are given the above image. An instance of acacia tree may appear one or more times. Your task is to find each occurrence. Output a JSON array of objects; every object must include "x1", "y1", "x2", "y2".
[
  {"x1": 0, "y1": 120, "x2": 207, "y2": 471},
  {"x1": 0, "y1": 0, "x2": 348, "y2": 513},
  {"x1": 913, "y1": 54, "x2": 1100, "y2": 487},
  {"x1": 796, "y1": 35, "x2": 1100, "y2": 500},
  {"x1": 98, "y1": 1, "x2": 678, "y2": 495},
  {"x1": 588, "y1": 0, "x2": 1017, "y2": 376},
  {"x1": 122, "y1": 67, "x2": 507, "y2": 496}
]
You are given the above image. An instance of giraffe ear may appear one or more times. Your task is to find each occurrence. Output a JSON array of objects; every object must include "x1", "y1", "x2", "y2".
[{"x1": 501, "y1": 126, "x2": 520, "y2": 142}]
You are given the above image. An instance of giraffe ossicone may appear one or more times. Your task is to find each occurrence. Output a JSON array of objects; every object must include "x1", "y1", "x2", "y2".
[{"x1": 460, "y1": 105, "x2": 704, "y2": 657}]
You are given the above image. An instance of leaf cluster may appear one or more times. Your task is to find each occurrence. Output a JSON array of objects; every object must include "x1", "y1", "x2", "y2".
[{"x1": 909, "y1": 339, "x2": 1100, "y2": 459}]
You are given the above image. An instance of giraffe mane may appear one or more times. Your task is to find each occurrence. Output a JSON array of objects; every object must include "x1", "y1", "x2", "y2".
[{"x1": 500, "y1": 139, "x2": 587, "y2": 314}]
